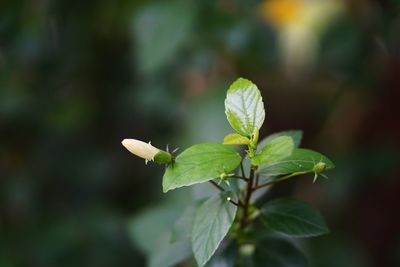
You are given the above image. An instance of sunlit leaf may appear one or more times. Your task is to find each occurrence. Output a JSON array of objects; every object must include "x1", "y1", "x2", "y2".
[
  {"x1": 225, "y1": 78, "x2": 265, "y2": 137},
  {"x1": 252, "y1": 136, "x2": 294, "y2": 166},
  {"x1": 163, "y1": 143, "x2": 241, "y2": 192},
  {"x1": 258, "y1": 130, "x2": 303, "y2": 151},
  {"x1": 223, "y1": 133, "x2": 250, "y2": 145}
]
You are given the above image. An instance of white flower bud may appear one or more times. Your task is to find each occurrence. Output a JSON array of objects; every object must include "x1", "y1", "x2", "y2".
[{"x1": 121, "y1": 139, "x2": 160, "y2": 161}]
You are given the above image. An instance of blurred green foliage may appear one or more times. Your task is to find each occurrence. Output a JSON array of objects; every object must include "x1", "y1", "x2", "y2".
[{"x1": 1, "y1": 0, "x2": 400, "y2": 266}]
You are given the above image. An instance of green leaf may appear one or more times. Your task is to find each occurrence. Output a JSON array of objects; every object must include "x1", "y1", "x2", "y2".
[
  {"x1": 171, "y1": 205, "x2": 196, "y2": 242},
  {"x1": 225, "y1": 78, "x2": 265, "y2": 137},
  {"x1": 258, "y1": 130, "x2": 303, "y2": 152},
  {"x1": 192, "y1": 193, "x2": 237, "y2": 267},
  {"x1": 162, "y1": 143, "x2": 241, "y2": 193},
  {"x1": 258, "y1": 148, "x2": 335, "y2": 177},
  {"x1": 223, "y1": 133, "x2": 250, "y2": 145},
  {"x1": 149, "y1": 239, "x2": 192, "y2": 267},
  {"x1": 254, "y1": 237, "x2": 308, "y2": 267},
  {"x1": 261, "y1": 198, "x2": 330, "y2": 237},
  {"x1": 205, "y1": 241, "x2": 237, "y2": 267},
  {"x1": 128, "y1": 189, "x2": 191, "y2": 254},
  {"x1": 252, "y1": 136, "x2": 294, "y2": 166},
  {"x1": 128, "y1": 204, "x2": 181, "y2": 254}
]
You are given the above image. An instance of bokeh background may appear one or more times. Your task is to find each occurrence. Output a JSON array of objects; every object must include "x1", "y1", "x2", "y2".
[{"x1": 1, "y1": 0, "x2": 400, "y2": 266}]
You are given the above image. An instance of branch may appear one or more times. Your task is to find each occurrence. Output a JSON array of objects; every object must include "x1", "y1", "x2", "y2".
[
  {"x1": 255, "y1": 174, "x2": 260, "y2": 187},
  {"x1": 231, "y1": 175, "x2": 249, "y2": 181},
  {"x1": 209, "y1": 180, "x2": 243, "y2": 207},
  {"x1": 240, "y1": 167, "x2": 255, "y2": 229},
  {"x1": 240, "y1": 161, "x2": 246, "y2": 178},
  {"x1": 209, "y1": 180, "x2": 224, "y2": 191},
  {"x1": 253, "y1": 171, "x2": 308, "y2": 190}
]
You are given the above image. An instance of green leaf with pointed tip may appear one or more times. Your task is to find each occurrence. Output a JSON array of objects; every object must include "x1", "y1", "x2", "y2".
[
  {"x1": 258, "y1": 130, "x2": 303, "y2": 152},
  {"x1": 225, "y1": 78, "x2": 265, "y2": 137},
  {"x1": 128, "y1": 204, "x2": 181, "y2": 254},
  {"x1": 192, "y1": 193, "x2": 237, "y2": 267},
  {"x1": 252, "y1": 136, "x2": 294, "y2": 166},
  {"x1": 258, "y1": 148, "x2": 335, "y2": 176},
  {"x1": 149, "y1": 239, "x2": 192, "y2": 267},
  {"x1": 205, "y1": 241, "x2": 237, "y2": 267},
  {"x1": 261, "y1": 198, "x2": 330, "y2": 238},
  {"x1": 162, "y1": 143, "x2": 242, "y2": 192},
  {"x1": 171, "y1": 205, "x2": 196, "y2": 242},
  {"x1": 254, "y1": 237, "x2": 308, "y2": 267},
  {"x1": 128, "y1": 189, "x2": 191, "y2": 254},
  {"x1": 223, "y1": 133, "x2": 250, "y2": 145}
]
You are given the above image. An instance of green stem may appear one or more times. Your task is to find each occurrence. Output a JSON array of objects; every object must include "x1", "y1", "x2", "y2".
[
  {"x1": 231, "y1": 175, "x2": 249, "y2": 181},
  {"x1": 253, "y1": 171, "x2": 308, "y2": 191},
  {"x1": 209, "y1": 180, "x2": 243, "y2": 207},
  {"x1": 209, "y1": 180, "x2": 224, "y2": 191},
  {"x1": 240, "y1": 161, "x2": 246, "y2": 178},
  {"x1": 255, "y1": 174, "x2": 260, "y2": 187},
  {"x1": 240, "y1": 167, "x2": 255, "y2": 229}
]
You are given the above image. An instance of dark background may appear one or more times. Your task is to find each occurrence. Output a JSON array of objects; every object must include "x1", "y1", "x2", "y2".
[{"x1": 1, "y1": 0, "x2": 400, "y2": 266}]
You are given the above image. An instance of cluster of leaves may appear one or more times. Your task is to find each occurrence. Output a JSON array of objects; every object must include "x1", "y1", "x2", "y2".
[{"x1": 130, "y1": 78, "x2": 334, "y2": 267}]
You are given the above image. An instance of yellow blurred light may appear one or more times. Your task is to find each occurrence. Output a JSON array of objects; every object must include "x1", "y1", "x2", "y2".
[
  {"x1": 258, "y1": 0, "x2": 345, "y2": 77},
  {"x1": 259, "y1": 0, "x2": 304, "y2": 27}
]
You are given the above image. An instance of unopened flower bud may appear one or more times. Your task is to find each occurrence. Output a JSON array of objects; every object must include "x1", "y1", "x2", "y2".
[
  {"x1": 122, "y1": 139, "x2": 172, "y2": 164},
  {"x1": 313, "y1": 162, "x2": 326, "y2": 174},
  {"x1": 312, "y1": 161, "x2": 327, "y2": 183}
]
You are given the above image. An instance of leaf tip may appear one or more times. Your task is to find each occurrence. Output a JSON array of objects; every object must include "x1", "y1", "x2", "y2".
[
  {"x1": 162, "y1": 187, "x2": 169, "y2": 193},
  {"x1": 227, "y1": 77, "x2": 254, "y2": 92},
  {"x1": 161, "y1": 179, "x2": 172, "y2": 193}
]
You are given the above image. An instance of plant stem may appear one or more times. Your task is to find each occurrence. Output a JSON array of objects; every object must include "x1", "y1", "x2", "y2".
[
  {"x1": 253, "y1": 171, "x2": 308, "y2": 190},
  {"x1": 255, "y1": 174, "x2": 260, "y2": 187},
  {"x1": 240, "y1": 161, "x2": 246, "y2": 177},
  {"x1": 209, "y1": 180, "x2": 243, "y2": 207},
  {"x1": 209, "y1": 180, "x2": 224, "y2": 191},
  {"x1": 240, "y1": 167, "x2": 255, "y2": 229},
  {"x1": 231, "y1": 175, "x2": 248, "y2": 181}
]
